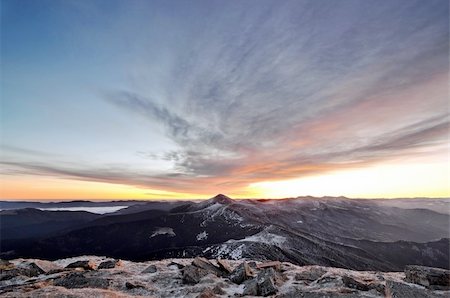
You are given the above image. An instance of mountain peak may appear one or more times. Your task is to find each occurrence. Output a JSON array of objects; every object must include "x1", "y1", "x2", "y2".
[{"x1": 210, "y1": 194, "x2": 233, "y2": 204}]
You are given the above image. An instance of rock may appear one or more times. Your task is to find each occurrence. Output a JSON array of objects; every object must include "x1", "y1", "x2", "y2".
[
  {"x1": 404, "y1": 265, "x2": 450, "y2": 289},
  {"x1": 276, "y1": 290, "x2": 362, "y2": 297},
  {"x1": 217, "y1": 259, "x2": 232, "y2": 274},
  {"x1": 20, "y1": 262, "x2": 45, "y2": 276},
  {"x1": 257, "y1": 261, "x2": 282, "y2": 271},
  {"x1": 192, "y1": 257, "x2": 223, "y2": 276},
  {"x1": 295, "y1": 267, "x2": 327, "y2": 282},
  {"x1": 229, "y1": 262, "x2": 253, "y2": 284},
  {"x1": 385, "y1": 280, "x2": 446, "y2": 298},
  {"x1": 32, "y1": 260, "x2": 62, "y2": 273},
  {"x1": 0, "y1": 262, "x2": 45, "y2": 281},
  {"x1": 196, "y1": 288, "x2": 219, "y2": 298},
  {"x1": 65, "y1": 260, "x2": 95, "y2": 270},
  {"x1": 98, "y1": 259, "x2": 121, "y2": 269},
  {"x1": 257, "y1": 268, "x2": 278, "y2": 296},
  {"x1": 53, "y1": 272, "x2": 109, "y2": 289},
  {"x1": 141, "y1": 264, "x2": 157, "y2": 273},
  {"x1": 0, "y1": 260, "x2": 14, "y2": 270},
  {"x1": 125, "y1": 281, "x2": 145, "y2": 289},
  {"x1": 182, "y1": 265, "x2": 210, "y2": 284},
  {"x1": 212, "y1": 284, "x2": 226, "y2": 295},
  {"x1": 167, "y1": 261, "x2": 184, "y2": 269},
  {"x1": 243, "y1": 278, "x2": 258, "y2": 296},
  {"x1": 341, "y1": 276, "x2": 370, "y2": 291}
]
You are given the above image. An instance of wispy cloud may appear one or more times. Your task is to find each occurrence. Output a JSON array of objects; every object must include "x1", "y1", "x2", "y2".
[{"x1": 1, "y1": 0, "x2": 448, "y2": 196}]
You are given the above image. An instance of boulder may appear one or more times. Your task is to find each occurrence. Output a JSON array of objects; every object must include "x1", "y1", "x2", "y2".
[
  {"x1": 257, "y1": 261, "x2": 282, "y2": 271},
  {"x1": 243, "y1": 278, "x2": 258, "y2": 296},
  {"x1": 0, "y1": 260, "x2": 14, "y2": 270},
  {"x1": 65, "y1": 260, "x2": 95, "y2": 270},
  {"x1": 0, "y1": 262, "x2": 45, "y2": 281},
  {"x1": 216, "y1": 259, "x2": 232, "y2": 274},
  {"x1": 341, "y1": 276, "x2": 370, "y2": 291},
  {"x1": 295, "y1": 267, "x2": 327, "y2": 282},
  {"x1": 167, "y1": 261, "x2": 185, "y2": 269},
  {"x1": 257, "y1": 268, "x2": 278, "y2": 296},
  {"x1": 196, "y1": 288, "x2": 219, "y2": 298},
  {"x1": 404, "y1": 265, "x2": 450, "y2": 289},
  {"x1": 192, "y1": 257, "x2": 223, "y2": 276},
  {"x1": 229, "y1": 262, "x2": 253, "y2": 284},
  {"x1": 182, "y1": 265, "x2": 210, "y2": 284},
  {"x1": 32, "y1": 260, "x2": 62, "y2": 273},
  {"x1": 385, "y1": 280, "x2": 446, "y2": 298},
  {"x1": 98, "y1": 259, "x2": 121, "y2": 269},
  {"x1": 53, "y1": 272, "x2": 109, "y2": 289},
  {"x1": 141, "y1": 264, "x2": 157, "y2": 273}
]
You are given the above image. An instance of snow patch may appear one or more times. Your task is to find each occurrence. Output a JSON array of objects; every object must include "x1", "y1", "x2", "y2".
[
  {"x1": 150, "y1": 227, "x2": 176, "y2": 238},
  {"x1": 196, "y1": 231, "x2": 208, "y2": 241}
]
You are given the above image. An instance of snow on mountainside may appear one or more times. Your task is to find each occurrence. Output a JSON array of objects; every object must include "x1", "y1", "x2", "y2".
[{"x1": 1, "y1": 195, "x2": 449, "y2": 272}]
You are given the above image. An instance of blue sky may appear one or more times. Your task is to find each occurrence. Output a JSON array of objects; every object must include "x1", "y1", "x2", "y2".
[{"x1": 1, "y1": 0, "x2": 449, "y2": 199}]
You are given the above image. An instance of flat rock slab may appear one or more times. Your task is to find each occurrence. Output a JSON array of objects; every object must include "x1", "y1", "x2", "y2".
[
  {"x1": 53, "y1": 272, "x2": 109, "y2": 289},
  {"x1": 257, "y1": 261, "x2": 282, "y2": 271},
  {"x1": 405, "y1": 265, "x2": 450, "y2": 289},
  {"x1": 98, "y1": 260, "x2": 121, "y2": 270},
  {"x1": 65, "y1": 260, "x2": 95, "y2": 271},
  {"x1": 192, "y1": 257, "x2": 223, "y2": 276},
  {"x1": 216, "y1": 259, "x2": 232, "y2": 274},
  {"x1": 182, "y1": 265, "x2": 210, "y2": 284}
]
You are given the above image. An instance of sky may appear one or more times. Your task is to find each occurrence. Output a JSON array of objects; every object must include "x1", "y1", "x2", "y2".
[{"x1": 1, "y1": 0, "x2": 449, "y2": 200}]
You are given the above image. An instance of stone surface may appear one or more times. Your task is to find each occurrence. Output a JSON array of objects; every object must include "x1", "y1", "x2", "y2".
[
  {"x1": 98, "y1": 259, "x2": 121, "y2": 270},
  {"x1": 295, "y1": 267, "x2": 327, "y2": 282},
  {"x1": 141, "y1": 264, "x2": 157, "y2": 273},
  {"x1": 53, "y1": 272, "x2": 109, "y2": 289},
  {"x1": 257, "y1": 268, "x2": 278, "y2": 296},
  {"x1": 404, "y1": 265, "x2": 450, "y2": 289},
  {"x1": 192, "y1": 257, "x2": 223, "y2": 276},
  {"x1": 257, "y1": 261, "x2": 282, "y2": 271},
  {"x1": 229, "y1": 262, "x2": 253, "y2": 284},
  {"x1": 385, "y1": 280, "x2": 447, "y2": 298},
  {"x1": 182, "y1": 265, "x2": 210, "y2": 284},
  {"x1": 65, "y1": 260, "x2": 95, "y2": 271},
  {"x1": 216, "y1": 259, "x2": 232, "y2": 274}
]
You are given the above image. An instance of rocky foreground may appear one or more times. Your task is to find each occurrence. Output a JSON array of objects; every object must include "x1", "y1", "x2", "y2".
[{"x1": 0, "y1": 256, "x2": 449, "y2": 297}]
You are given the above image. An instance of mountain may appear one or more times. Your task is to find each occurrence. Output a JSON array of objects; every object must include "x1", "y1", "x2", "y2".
[{"x1": 1, "y1": 195, "x2": 449, "y2": 271}]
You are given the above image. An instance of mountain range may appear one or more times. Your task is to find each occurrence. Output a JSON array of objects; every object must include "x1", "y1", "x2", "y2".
[{"x1": 1, "y1": 195, "x2": 449, "y2": 271}]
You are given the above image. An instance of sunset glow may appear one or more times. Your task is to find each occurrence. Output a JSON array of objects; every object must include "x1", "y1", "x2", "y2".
[{"x1": 1, "y1": 0, "x2": 448, "y2": 200}]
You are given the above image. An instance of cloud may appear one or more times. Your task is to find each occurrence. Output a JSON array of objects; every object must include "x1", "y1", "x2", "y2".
[{"x1": 2, "y1": 0, "x2": 448, "y2": 195}]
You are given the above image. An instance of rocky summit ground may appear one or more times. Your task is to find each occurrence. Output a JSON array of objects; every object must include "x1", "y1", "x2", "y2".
[{"x1": 0, "y1": 256, "x2": 449, "y2": 297}]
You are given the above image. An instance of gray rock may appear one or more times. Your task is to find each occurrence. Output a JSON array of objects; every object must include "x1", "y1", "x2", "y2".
[
  {"x1": 65, "y1": 260, "x2": 95, "y2": 270},
  {"x1": 167, "y1": 261, "x2": 184, "y2": 269},
  {"x1": 229, "y1": 262, "x2": 253, "y2": 284},
  {"x1": 141, "y1": 264, "x2": 157, "y2": 273},
  {"x1": 257, "y1": 261, "x2": 282, "y2": 271},
  {"x1": 216, "y1": 259, "x2": 232, "y2": 274},
  {"x1": 243, "y1": 278, "x2": 258, "y2": 296},
  {"x1": 182, "y1": 265, "x2": 210, "y2": 284},
  {"x1": 257, "y1": 268, "x2": 278, "y2": 296},
  {"x1": 385, "y1": 280, "x2": 446, "y2": 298},
  {"x1": 192, "y1": 257, "x2": 223, "y2": 276},
  {"x1": 342, "y1": 275, "x2": 371, "y2": 291},
  {"x1": 0, "y1": 262, "x2": 45, "y2": 281},
  {"x1": 276, "y1": 290, "x2": 362, "y2": 297},
  {"x1": 53, "y1": 272, "x2": 109, "y2": 289},
  {"x1": 295, "y1": 267, "x2": 327, "y2": 282},
  {"x1": 405, "y1": 265, "x2": 450, "y2": 289},
  {"x1": 98, "y1": 259, "x2": 120, "y2": 269}
]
